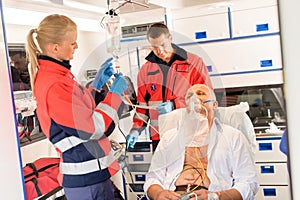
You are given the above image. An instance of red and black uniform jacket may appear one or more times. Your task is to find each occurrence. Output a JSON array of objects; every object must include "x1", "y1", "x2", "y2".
[
  {"x1": 34, "y1": 56, "x2": 124, "y2": 188},
  {"x1": 131, "y1": 44, "x2": 213, "y2": 141}
]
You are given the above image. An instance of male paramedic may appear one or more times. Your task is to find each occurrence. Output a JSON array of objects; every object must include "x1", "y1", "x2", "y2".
[
  {"x1": 144, "y1": 84, "x2": 259, "y2": 200},
  {"x1": 126, "y1": 23, "x2": 213, "y2": 151}
]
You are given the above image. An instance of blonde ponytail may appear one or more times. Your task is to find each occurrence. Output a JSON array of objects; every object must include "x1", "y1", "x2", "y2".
[{"x1": 25, "y1": 28, "x2": 41, "y2": 95}]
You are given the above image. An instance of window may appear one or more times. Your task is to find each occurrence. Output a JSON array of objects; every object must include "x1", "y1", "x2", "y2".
[{"x1": 215, "y1": 84, "x2": 286, "y2": 130}]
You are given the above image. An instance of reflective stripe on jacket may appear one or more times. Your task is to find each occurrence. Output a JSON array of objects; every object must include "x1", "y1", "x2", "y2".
[
  {"x1": 34, "y1": 56, "x2": 123, "y2": 188},
  {"x1": 132, "y1": 48, "x2": 213, "y2": 140}
]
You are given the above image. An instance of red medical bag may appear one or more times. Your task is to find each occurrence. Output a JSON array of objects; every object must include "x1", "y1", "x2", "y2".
[{"x1": 23, "y1": 157, "x2": 64, "y2": 200}]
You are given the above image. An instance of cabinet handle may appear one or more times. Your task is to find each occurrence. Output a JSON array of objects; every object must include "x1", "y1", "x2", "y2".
[
  {"x1": 261, "y1": 165, "x2": 275, "y2": 174},
  {"x1": 206, "y1": 65, "x2": 212, "y2": 72},
  {"x1": 256, "y1": 23, "x2": 269, "y2": 32},
  {"x1": 133, "y1": 154, "x2": 144, "y2": 161},
  {"x1": 263, "y1": 188, "x2": 277, "y2": 197},
  {"x1": 259, "y1": 142, "x2": 273, "y2": 151},
  {"x1": 195, "y1": 31, "x2": 207, "y2": 39},
  {"x1": 260, "y1": 59, "x2": 273, "y2": 67},
  {"x1": 135, "y1": 174, "x2": 146, "y2": 181}
]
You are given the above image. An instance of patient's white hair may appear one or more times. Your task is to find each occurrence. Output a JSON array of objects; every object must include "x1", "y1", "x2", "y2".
[{"x1": 185, "y1": 84, "x2": 216, "y2": 102}]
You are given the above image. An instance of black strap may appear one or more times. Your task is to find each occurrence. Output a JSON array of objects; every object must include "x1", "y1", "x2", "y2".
[
  {"x1": 24, "y1": 163, "x2": 59, "y2": 179},
  {"x1": 37, "y1": 186, "x2": 64, "y2": 200},
  {"x1": 175, "y1": 185, "x2": 208, "y2": 192},
  {"x1": 31, "y1": 178, "x2": 43, "y2": 197},
  {"x1": 25, "y1": 163, "x2": 39, "y2": 178}
]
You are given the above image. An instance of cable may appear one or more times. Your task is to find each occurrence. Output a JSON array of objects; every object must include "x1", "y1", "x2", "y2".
[
  {"x1": 117, "y1": 115, "x2": 148, "y2": 199},
  {"x1": 120, "y1": 92, "x2": 160, "y2": 135},
  {"x1": 168, "y1": 165, "x2": 201, "y2": 190},
  {"x1": 184, "y1": 173, "x2": 202, "y2": 193},
  {"x1": 173, "y1": 147, "x2": 209, "y2": 199}
]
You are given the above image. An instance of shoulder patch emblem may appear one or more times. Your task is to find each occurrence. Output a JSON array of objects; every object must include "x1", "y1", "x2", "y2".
[{"x1": 151, "y1": 84, "x2": 156, "y2": 91}]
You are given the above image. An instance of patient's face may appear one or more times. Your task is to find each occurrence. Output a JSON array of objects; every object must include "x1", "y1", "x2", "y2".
[{"x1": 189, "y1": 84, "x2": 215, "y2": 116}]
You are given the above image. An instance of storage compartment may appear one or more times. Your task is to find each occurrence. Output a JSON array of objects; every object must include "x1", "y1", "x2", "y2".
[
  {"x1": 200, "y1": 35, "x2": 282, "y2": 74},
  {"x1": 124, "y1": 172, "x2": 147, "y2": 184},
  {"x1": 255, "y1": 138, "x2": 287, "y2": 162},
  {"x1": 171, "y1": 6, "x2": 230, "y2": 43},
  {"x1": 230, "y1": 0, "x2": 279, "y2": 37},
  {"x1": 255, "y1": 163, "x2": 289, "y2": 185},
  {"x1": 255, "y1": 185, "x2": 291, "y2": 200},
  {"x1": 172, "y1": 12, "x2": 230, "y2": 43}
]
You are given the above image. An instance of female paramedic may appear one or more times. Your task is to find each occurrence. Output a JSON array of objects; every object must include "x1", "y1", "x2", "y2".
[{"x1": 26, "y1": 14, "x2": 127, "y2": 200}]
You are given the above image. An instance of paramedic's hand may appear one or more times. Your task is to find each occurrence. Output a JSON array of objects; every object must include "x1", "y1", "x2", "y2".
[
  {"x1": 92, "y1": 57, "x2": 114, "y2": 90},
  {"x1": 157, "y1": 102, "x2": 173, "y2": 115},
  {"x1": 126, "y1": 131, "x2": 139, "y2": 149},
  {"x1": 109, "y1": 73, "x2": 128, "y2": 95}
]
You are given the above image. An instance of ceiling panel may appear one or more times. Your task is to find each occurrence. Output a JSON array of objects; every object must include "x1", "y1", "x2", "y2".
[
  {"x1": 3, "y1": 0, "x2": 162, "y2": 16},
  {"x1": 2, "y1": 0, "x2": 230, "y2": 23}
]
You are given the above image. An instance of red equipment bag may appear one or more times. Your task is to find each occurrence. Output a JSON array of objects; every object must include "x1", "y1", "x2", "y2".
[{"x1": 23, "y1": 157, "x2": 64, "y2": 200}]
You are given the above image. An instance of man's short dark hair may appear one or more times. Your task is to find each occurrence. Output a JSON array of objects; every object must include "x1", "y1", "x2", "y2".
[
  {"x1": 9, "y1": 50, "x2": 26, "y2": 58},
  {"x1": 147, "y1": 23, "x2": 170, "y2": 39}
]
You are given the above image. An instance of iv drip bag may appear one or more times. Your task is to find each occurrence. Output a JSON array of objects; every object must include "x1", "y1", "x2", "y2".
[{"x1": 105, "y1": 15, "x2": 121, "y2": 57}]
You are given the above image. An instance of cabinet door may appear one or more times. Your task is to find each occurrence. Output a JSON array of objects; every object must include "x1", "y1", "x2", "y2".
[
  {"x1": 255, "y1": 186, "x2": 291, "y2": 200},
  {"x1": 231, "y1": 4, "x2": 279, "y2": 37},
  {"x1": 255, "y1": 163, "x2": 289, "y2": 185},
  {"x1": 124, "y1": 172, "x2": 147, "y2": 184},
  {"x1": 255, "y1": 137, "x2": 287, "y2": 162},
  {"x1": 210, "y1": 70, "x2": 283, "y2": 89},
  {"x1": 172, "y1": 12, "x2": 230, "y2": 43},
  {"x1": 201, "y1": 35, "x2": 282, "y2": 74}
]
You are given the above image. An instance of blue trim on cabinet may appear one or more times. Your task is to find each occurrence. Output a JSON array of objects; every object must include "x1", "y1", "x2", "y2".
[
  {"x1": 228, "y1": 7, "x2": 233, "y2": 38},
  {"x1": 209, "y1": 68, "x2": 282, "y2": 77},
  {"x1": 178, "y1": 32, "x2": 280, "y2": 46}
]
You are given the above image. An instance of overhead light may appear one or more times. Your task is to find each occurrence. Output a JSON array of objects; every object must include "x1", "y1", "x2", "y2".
[
  {"x1": 3, "y1": 8, "x2": 104, "y2": 32},
  {"x1": 207, "y1": 1, "x2": 234, "y2": 9},
  {"x1": 50, "y1": 0, "x2": 63, "y2": 5},
  {"x1": 63, "y1": 0, "x2": 107, "y2": 14},
  {"x1": 27, "y1": 0, "x2": 107, "y2": 14}
]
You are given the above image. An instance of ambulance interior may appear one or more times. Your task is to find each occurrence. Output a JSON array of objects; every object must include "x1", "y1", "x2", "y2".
[{"x1": 1, "y1": 0, "x2": 291, "y2": 199}]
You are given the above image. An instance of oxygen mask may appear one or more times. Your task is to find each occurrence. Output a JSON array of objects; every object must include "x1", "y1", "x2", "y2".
[
  {"x1": 186, "y1": 93, "x2": 214, "y2": 118},
  {"x1": 182, "y1": 93, "x2": 211, "y2": 147}
]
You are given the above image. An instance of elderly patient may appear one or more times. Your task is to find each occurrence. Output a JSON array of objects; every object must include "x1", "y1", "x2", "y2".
[{"x1": 143, "y1": 84, "x2": 259, "y2": 200}]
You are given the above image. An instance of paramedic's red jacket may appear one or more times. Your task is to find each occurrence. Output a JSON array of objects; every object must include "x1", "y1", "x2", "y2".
[
  {"x1": 130, "y1": 44, "x2": 213, "y2": 141},
  {"x1": 34, "y1": 56, "x2": 124, "y2": 188}
]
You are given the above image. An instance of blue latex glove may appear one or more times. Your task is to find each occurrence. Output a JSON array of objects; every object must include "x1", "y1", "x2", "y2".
[
  {"x1": 109, "y1": 73, "x2": 128, "y2": 95},
  {"x1": 280, "y1": 129, "x2": 288, "y2": 155},
  {"x1": 157, "y1": 102, "x2": 173, "y2": 115},
  {"x1": 126, "y1": 131, "x2": 139, "y2": 149},
  {"x1": 92, "y1": 57, "x2": 114, "y2": 90}
]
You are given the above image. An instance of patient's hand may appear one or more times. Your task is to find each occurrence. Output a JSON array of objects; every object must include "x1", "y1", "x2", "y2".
[
  {"x1": 188, "y1": 189, "x2": 209, "y2": 200},
  {"x1": 155, "y1": 190, "x2": 181, "y2": 200},
  {"x1": 147, "y1": 184, "x2": 181, "y2": 200}
]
